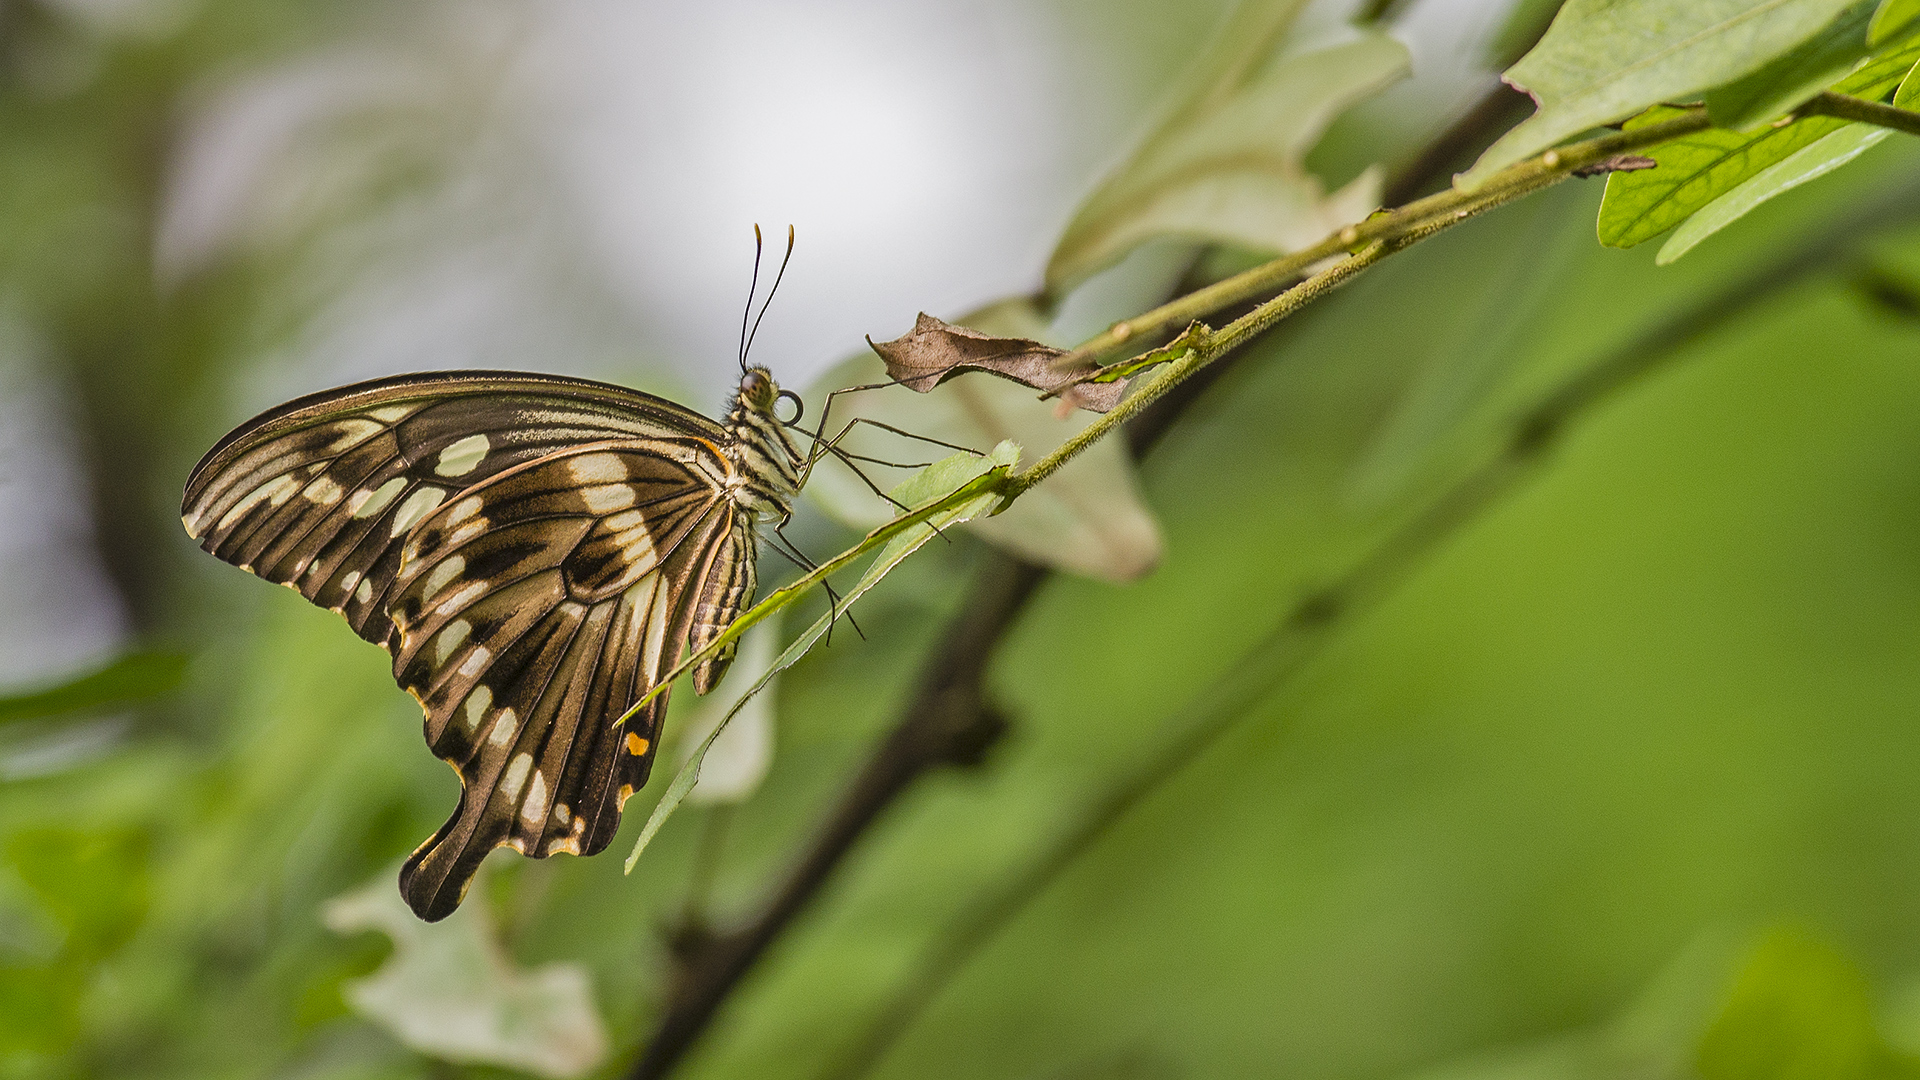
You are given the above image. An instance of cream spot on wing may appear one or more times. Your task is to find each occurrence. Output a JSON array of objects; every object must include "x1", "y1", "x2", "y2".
[
  {"x1": 605, "y1": 509, "x2": 644, "y2": 531},
  {"x1": 551, "y1": 802, "x2": 571, "y2": 825},
  {"x1": 449, "y1": 520, "x2": 487, "y2": 547},
  {"x1": 618, "y1": 525, "x2": 655, "y2": 566},
  {"x1": 488, "y1": 707, "x2": 519, "y2": 747},
  {"x1": 435, "y1": 434, "x2": 491, "y2": 477},
  {"x1": 458, "y1": 646, "x2": 491, "y2": 678},
  {"x1": 326, "y1": 419, "x2": 384, "y2": 452},
  {"x1": 435, "y1": 619, "x2": 471, "y2": 664},
  {"x1": 641, "y1": 573, "x2": 671, "y2": 674},
  {"x1": 390, "y1": 487, "x2": 446, "y2": 537},
  {"x1": 464, "y1": 685, "x2": 492, "y2": 730},
  {"x1": 368, "y1": 405, "x2": 412, "y2": 423},
  {"x1": 567, "y1": 453, "x2": 626, "y2": 484},
  {"x1": 580, "y1": 483, "x2": 636, "y2": 513},
  {"x1": 348, "y1": 476, "x2": 406, "y2": 518},
  {"x1": 500, "y1": 753, "x2": 532, "y2": 800},
  {"x1": 217, "y1": 474, "x2": 299, "y2": 531},
  {"x1": 353, "y1": 576, "x2": 373, "y2": 605},
  {"x1": 446, "y1": 495, "x2": 484, "y2": 525},
  {"x1": 422, "y1": 555, "x2": 465, "y2": 602},
  {"x1": 302, "y1": 476, "x2": 343, "y2": 505},
  {"x1": 521, "y1": 770, "x2": 548, "y2": 826},
  {"x1": 182, "y1": 510, "x2": 204, "y2": 537},
  {"x1": 434, "y1": 581, "x2": 486, "y2": 618}
]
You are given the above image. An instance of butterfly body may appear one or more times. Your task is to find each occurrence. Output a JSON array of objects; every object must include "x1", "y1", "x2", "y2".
[{"x1": 183, "y1": 365, "x2": 804, "y2": 920}]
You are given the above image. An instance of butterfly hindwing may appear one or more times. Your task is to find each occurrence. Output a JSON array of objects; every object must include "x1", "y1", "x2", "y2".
[
  {"x1": 384, "y1": 439, "x2": 747, "y2": 921},
  {"x1": 181, "y1": 371, "x2": 729, "y2": 647}
]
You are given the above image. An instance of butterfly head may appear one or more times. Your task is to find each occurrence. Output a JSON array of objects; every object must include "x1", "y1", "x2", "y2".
[{"x1": 726, "y1": 366, "x2": 806, "y2": 510}]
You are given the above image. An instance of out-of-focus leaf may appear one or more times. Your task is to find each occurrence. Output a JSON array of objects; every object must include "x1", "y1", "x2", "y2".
[
  {"x1": 1694, "y1": 929, "x2": 1895, "y2": 1079},
  {"x1": 869, "y1": 313, "x2": 1126, "y2": 412},
  {"x1": 1706, "y1": 1, "x2": 1877, "y2": 130},
  {"x1": 0, "y1": 652, "x2": 188, "y2": 725},
  {"x1": 1487, "y1": 0, "x2": 1572, "y2": 69},
  {"x1": 8, "y1": 828, "x2": 147, "y2": 962},
  {"x1": 1046, "y1": 31, "x2": 1405, "y2": 293},
  {"x1": 814, "y1": 301, "x2": 1163, "y2": 582},
  {"x1": 0, "y1": 828, "x2": 148, "y2": 1057},
  {"x1": 1598, "y1": 36, "x2": 1920, "y2": 248},
  {"x1": 628, "y1": 443, "x2": 1018, "y2": 872},
  {"x1": 1871, "y1": 0, "x2": 1920, "y2": 44},
  {"x1": 321, "y1": 867, "x2": 608, "y2": 1079},
  {"x1": 1655, "y1": 123, "x2": 1890, "y2": 263},
  {"x1": 679, "y1": 612, "x2": 783, "y2": 806},
  {"x1": 1461, "y1": 0, "x2": 1861, "y2": 189}
]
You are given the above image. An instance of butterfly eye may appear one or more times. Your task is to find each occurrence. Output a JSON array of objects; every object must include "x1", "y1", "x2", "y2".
[
  {"x1": 740, "y1": 370, "x2": 769, "y2": 398},
  {"x1": 775, "y1": 389, "x2": 804, "y2": 425}
]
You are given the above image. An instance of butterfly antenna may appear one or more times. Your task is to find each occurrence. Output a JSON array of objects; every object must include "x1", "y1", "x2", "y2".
[
  {"x1": 739, "y1": 224, "x2": 765, "y2": 374},
  {"x1": 742, "y1": 225, "x2": 795, "y2": 367}
]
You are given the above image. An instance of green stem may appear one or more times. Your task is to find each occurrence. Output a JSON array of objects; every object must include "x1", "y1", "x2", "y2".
[
  {"x1": 1006, "y1": 240, "x2": 1391, "y2": 497},
  {"x1": 1050, "y1": 109, "x2": 1712, "y2": 374},
  {"x1": 1800, "y1": 90, "x2": 1920, "y2": 137}
]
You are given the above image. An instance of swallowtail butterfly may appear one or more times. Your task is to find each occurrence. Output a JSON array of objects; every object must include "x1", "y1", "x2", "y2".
[{"x1": 182, "y1": 364, "x2": 808, "y2": 920}]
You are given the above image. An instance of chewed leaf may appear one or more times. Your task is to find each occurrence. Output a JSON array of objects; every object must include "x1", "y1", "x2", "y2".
[
  {"x1": 626, "y1": 443, "x2": 1019, "y2": 872},
  {"x1": 1089, "y1": 321, "x2": 1211, "y2": 384},
  {"x1": 1461, "y1": 0, "x2": 1861, "y2": 189},
  {"x1": 322, "y1": 866, "x2": 607, "y2": 1078},
  {"x1": 869, "y1": 313, "x2": 1127, "y2": 413}
]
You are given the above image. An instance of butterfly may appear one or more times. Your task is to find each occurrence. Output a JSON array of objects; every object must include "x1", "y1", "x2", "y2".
[
  {"x1": 176, "y1": 227, "x2": 922, "y2": 920},
  {"x1": 181, "y1": 362, "x2": 813, "y2": 920}
]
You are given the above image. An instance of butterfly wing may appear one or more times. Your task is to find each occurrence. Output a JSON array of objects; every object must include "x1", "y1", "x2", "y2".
[
  {"x1": 384, "y1": 438, "x2": 747, "y2": 921},
  {"x1": 181, "y1": 371, "x2": 729, "y2": 648}
]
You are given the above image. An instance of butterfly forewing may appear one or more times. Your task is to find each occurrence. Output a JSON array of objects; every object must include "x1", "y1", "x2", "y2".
[
  {"x1": 181, "y1": 371, "x2": 729, "y2": 647},
  {"x1": 386, "y1": 440, "x2": 742, "y2": 920}
]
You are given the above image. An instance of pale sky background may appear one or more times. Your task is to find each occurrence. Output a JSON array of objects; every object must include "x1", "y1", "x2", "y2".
[{"x1": 0, "y1": 0, "x2": 1510, "y2": 687}]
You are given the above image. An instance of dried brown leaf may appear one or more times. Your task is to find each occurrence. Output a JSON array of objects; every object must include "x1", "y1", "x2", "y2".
[{"x1": 869, "y1": 313, "x2": 1129, "y2": 413}]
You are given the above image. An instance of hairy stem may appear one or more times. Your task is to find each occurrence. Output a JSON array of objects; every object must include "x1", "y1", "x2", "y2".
[
  {"x1": 1799, "y1": 90, "x2": 1920, "y2": 136},
  {"x1": 1049, "y1": 109, "x2": 1709, "y2": 374}
]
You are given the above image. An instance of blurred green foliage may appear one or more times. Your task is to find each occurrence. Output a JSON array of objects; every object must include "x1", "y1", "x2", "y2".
[{"x1": 5, "y1": 1, "x2": 1920, "y2": 1080}]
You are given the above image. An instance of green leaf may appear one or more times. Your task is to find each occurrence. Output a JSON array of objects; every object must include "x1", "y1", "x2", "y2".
[
  {"x1": 1655, "y1": 122, "x2": 1890, "y2": 263},
  {"x1": 1706, "y1": 1, "x2": 1878, "y2": 130},
  {"x1": 626, "y1": 442, "x2": 1018, "y2": 873},
  {"x1": 0, "y1": 651, "x2": 188, "y2": 725},
  {"x1": 1695, "y1": 929, "x2": 1884, "y2": 1080},
  {"x1": 1461, "y1": 0, "x2": 1862, "y2": 190},
  {"x1": 1597, "y1": 35, "x2": 1920, "y2": 248},
  {"x1": 321, "y1": 866, "x2": 608, "y2": 1078},
  {"x1": 1870, "y1": 0, "x2": 1920, "y2": 44},
  {"x1": 1045, "y1": 30, "x2": 1407, "y2": 294}
]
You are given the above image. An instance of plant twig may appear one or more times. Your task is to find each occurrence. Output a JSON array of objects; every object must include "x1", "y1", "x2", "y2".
[
  {"x1": 822, "y1": 164, "x2": 1920, "y2": 1080},
  {"x1": 623, "y1": 87, "x2": 1715, "y2": 1080},
  {"x1": 1047, "y1": 109, "x2": 1709, "y2": 376},
  {"x1": 1798, "y1": 90, "x2": 1920, "y2": 136}
]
